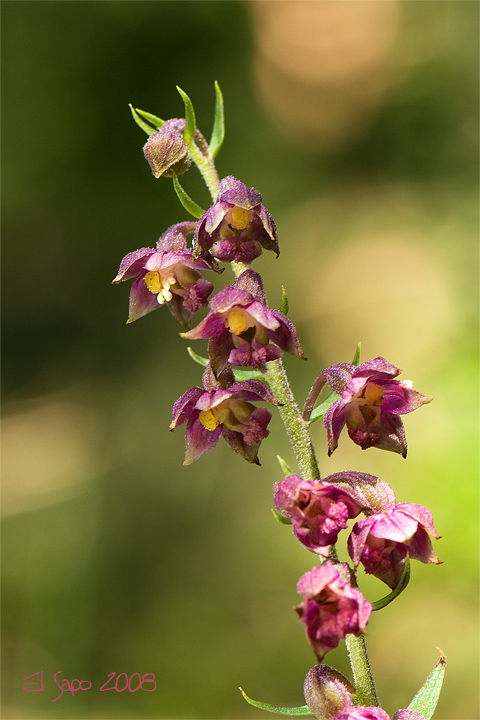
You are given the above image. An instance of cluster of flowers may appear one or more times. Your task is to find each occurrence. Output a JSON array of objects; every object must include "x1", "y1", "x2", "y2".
[
  {"x1": 115, "y1": 104, "x2": 443, "y2": 720},
  {"x1": 114, "y1": 158, "x2": 304, "y2": 465}
]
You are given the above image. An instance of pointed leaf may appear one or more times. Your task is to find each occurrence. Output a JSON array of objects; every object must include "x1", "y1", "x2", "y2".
[
  {"x1": 372, "y1": 558, "x2": 410, "y2": 611},
  {"x1": 187, "y1": 347, "x2": 209, "y2": 368},
  {"x1": 272, "y1": 508, "x2": 292, "y2": 526},
  {"x1": 176, "y1": 86, "x2": 196, "y2": 145},
  {"x1": 280, "y1": 286, "x2": 289, "y2": 316},
  {"x1": 407, "y1": 651, "x2": 446, "y2": 720},
  {"x1": 135, "y1": 108, "x2": 165, "y2": 129},
  {"x1": 209, "y1": 81, "x2": 225, "y2": 158},
  {"x1": 239, "y1": 688, "x2": 313, "y2": 716},
  {"x1": 352, "y1": 341, "x2": 361, "y2": 367},
  {"x1": 232, "y1": 368, "x2": 265, "y2": 381},
  {"x1": 309, "y1": 393, "x2": 341, "y2": 424},
  {"x1": 172, "y1": 175, "x2": 206, "y2": 219},
  {"x1": 129, "y1": 104, "x2": 160, "y2": 136},
  {"x1": 277, "y1": 455, "x2": 293, "y2": 476}
]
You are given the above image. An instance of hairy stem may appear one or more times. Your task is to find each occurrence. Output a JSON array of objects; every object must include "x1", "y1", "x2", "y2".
[
  {"x1": 346, "y1": 633, "x2": 379, "y2": 707},
  {"x1": 265, "y1": 359, "x2": 320, "y2": 483},
  {"x1": 189, "y1": 142, "x2": 219, "y2": 201}
]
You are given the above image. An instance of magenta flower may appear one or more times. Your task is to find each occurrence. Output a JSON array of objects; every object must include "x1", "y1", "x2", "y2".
[
  {"x1": 113, "y1": 222, "x2": 213, "y2": 326},
  {"x1": 348, "y1": 502, "x2": 441, "y2": 588},
  {"x1": 304, "y1": 665, "x2": 390, "y2": 720},
  {"x1": 194, "y1": 175, "x2": 279, "y2": 265},
  {"x1": 181, "y1": 270, "x2": 305, "y2": 376},
  {"x1": 321, "y1": 358, "x2": 433, "y2": 457},
  {"x1": 273, "y1": 474, "x2": 365, "y2": 556},
  {"x1": 295, "y1": 561, "x2": 372, "y2": 661},
  {"x1": 170, "y1": 374, "x2": 281, "y2": 465}
]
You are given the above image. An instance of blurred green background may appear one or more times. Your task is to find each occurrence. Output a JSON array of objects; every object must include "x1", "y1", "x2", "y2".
[{"x1": 2, "y1": 2, "x2": 478, "y2": 719}]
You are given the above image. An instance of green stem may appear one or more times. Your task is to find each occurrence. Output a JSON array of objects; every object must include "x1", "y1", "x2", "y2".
[
  {"x1": 188, "y1": 141, "x2": 219, "y2": 201},
  {"x1": 264, "y1": 359, "x2": 320, "y2": 483},
  {"x1": 345, "y1": 634, "x2": 379, "y2": 707},
  {"x1": 198, "y1": 147, "x2": 376, "y2": 708}
]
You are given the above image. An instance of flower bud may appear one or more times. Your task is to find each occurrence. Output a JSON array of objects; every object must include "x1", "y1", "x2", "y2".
[
  {"x1": 303, "y1": 665, "x2": 354, "y2": 719},
  {"x1": 143, "y1": 124, "x2": 191, "y2": 178}
]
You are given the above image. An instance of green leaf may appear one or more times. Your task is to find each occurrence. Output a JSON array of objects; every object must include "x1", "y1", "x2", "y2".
[
  {"x1": 135, "y1": 108, "x2": 165, "y2": 130},
  {"x1": 185, "y1": 349, "x2": 264, "y2": 379},
  {"x1": 129, "y1": 104, "x2": 162, "y2": 136},
  {"x1": 172, "y1": 175, "x2": 206, "y2": 219},
  {"x1": 232, "y1": 368, "x2": 265, "y2": 381},
  {"x1": 272, "y1": 508, "x2": 292, "y2": 525},
  {"x1": 309, "y1": 393, "x2": 341, "y2": 423},
  {"x1": 277, "y1": 454, "x2": 292, "y2": 476},
  {"x1": 239, "y1": 688, "x2": 313, "y2": 716},
  {"x1": 209, "y1": 81, "x2": 225, "y2": 158},
  {"x1": 407, "y1": 651, "x2": 447, "y2": 719},
  {"x1": 371, "y1": 557, "x2": 410, "y2": 611},
  {"x1": 352, "y1": 341, "x2": 361, "y2": 367},
  {"x1": 176, "y1": 86, "x2": 196, "y2": 145},
  {"x1": 187, "y1": 347, "x2": 209, "y2": 368},
  {"x1": 280, "y1": 286, "x2": 289, "y2": 316}
]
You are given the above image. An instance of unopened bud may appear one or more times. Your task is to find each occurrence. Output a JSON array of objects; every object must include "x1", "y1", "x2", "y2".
[
  {"x1": 303, "y1": 665, "x2": 354, "y2": 720},
  {"x1": 143, "y1": 128, "x2": 190, "y2": 178}
]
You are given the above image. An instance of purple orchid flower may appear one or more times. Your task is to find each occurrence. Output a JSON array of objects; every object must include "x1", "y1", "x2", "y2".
[
  {"x1": 170, "y1": 370, "x2": 281, "y2": 465},
  {"x1": 194, "y1": 175, "x2": 279, "y2": 265},
  {"x1": 273, "y1": 474, "x2": 366, "y2": 556},
  {"x1": 348, "y1": 502, "x2": 441, "y2": 589},
  {"x1": 319, "y1": 358, "x2": 432, "y2": 457},
  {"x1": 295, "y1": 561, "x2": 372, "y2": 661},
  {"x1": 112, "y1": 222, "x2": 213, "y2": 327},
  {"x1": 181, "y1": 269, "x2": 305, "y2": 376}
]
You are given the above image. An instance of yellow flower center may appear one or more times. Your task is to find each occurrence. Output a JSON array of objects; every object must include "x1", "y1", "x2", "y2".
[
  {"x1": 226, "y1": 308, "x2": 253, "y2": 336},
  {"x1": 364, "y1": 383, "x2": 384, "y2": 407},
  {"x1": 144, "y1": 270, "x2": 175, "y2": 304},
  {"x1": 229, "y1": 206, "x2": 249, "y2": 231},
  {"x1": 198, "y1": 409, "x2": 220, "y2": 431}
]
